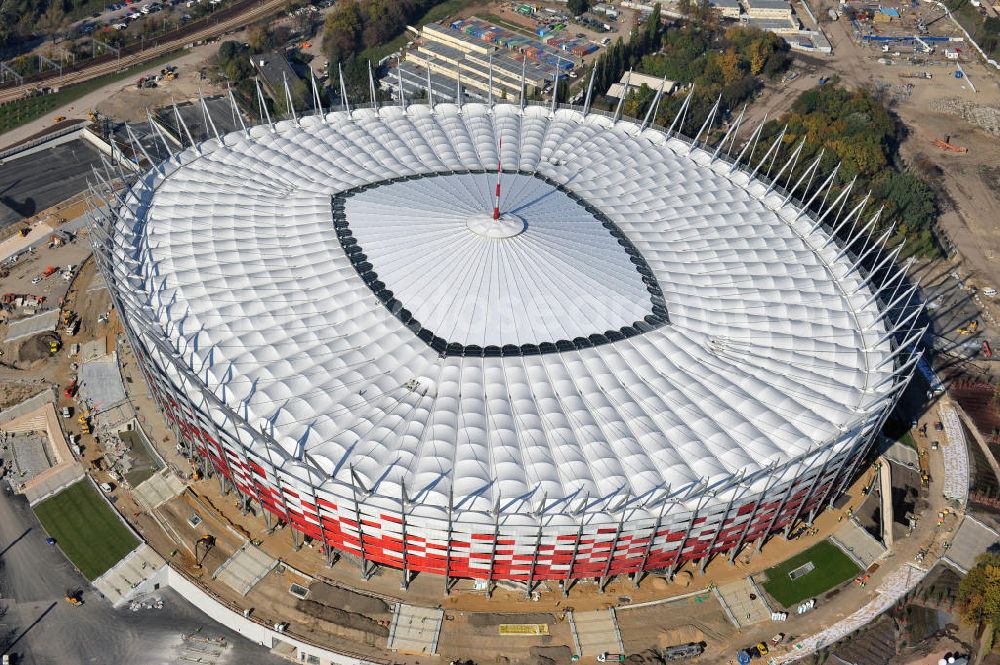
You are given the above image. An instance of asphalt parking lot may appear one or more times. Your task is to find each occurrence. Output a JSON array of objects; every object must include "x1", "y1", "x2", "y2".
[
  {"x1": 0, "y1": 139, "x2": 104, "y2": 230},
  {"x1": 0, "y1": 486, "x2": 288, "y2": 665}
]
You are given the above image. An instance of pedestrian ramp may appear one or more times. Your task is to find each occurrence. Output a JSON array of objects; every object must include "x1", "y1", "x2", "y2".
[
  {"x1": 213, "y1": 542, "x2": 276, "y2": 596},
  {"x1": 93, "y1": 543, "x2": 167, "y2": 606},
  {"x1": 568, "y1": 608, "x2": 624, "y2": 658},
  {"x1": 715, "y1": 578, "x2": 772, "y2": 628},
  {"x1": 831, "y1": 519, "x2": 886, "y2": 570},
  {"x1": 387, "y1": 603, "x2": 444, "y2": 655},
  {"x1": 133, "y1": 468, "x2": 185, "y2": 511}
]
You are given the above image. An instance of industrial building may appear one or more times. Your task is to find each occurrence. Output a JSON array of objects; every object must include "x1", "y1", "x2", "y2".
[
  {"x1": 393, "y1": 23, "x2": 555, "y2": 103},
  {"x1": 91, "y1": 97, "x2": 917, "y2": 586}
]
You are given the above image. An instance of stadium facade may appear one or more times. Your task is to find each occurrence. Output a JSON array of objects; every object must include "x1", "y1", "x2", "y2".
[{"x1": 89, "y1": 92, "x2": 921, "y2": 589}]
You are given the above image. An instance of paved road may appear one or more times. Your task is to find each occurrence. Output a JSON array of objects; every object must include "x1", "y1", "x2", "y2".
[{"x1": 0, "y1": 486, "x2": 287, "y2": 665}]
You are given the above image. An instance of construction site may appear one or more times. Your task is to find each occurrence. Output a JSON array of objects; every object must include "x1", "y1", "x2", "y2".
[{"x1": 0, "y1": 1, "x2": 999, "y2": 664}]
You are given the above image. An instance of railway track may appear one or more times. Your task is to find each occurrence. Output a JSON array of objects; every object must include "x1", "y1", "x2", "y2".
[{"x1": 0, "y1": 0, "x2": 287, "y2": 105}]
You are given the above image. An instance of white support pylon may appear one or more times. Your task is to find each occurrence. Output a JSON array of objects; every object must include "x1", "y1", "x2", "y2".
[
  {"x1": 550, "y1": 57, "x2": 561, "y2": 116},
  {"x1": 712, "y1": 104, "x2": 746, "y2": 162},
  {"x1": 641, "y1": 75, "x2": 669, "y2": 130},
  {"x1": 613, "y1": 70, "x2": 631, "y2": 123},
  {"x1": 310, "y1": 72, "x2": 326, "y2": 122},
  {"x1": 282, "y1": 73, "x2": 298, "y2": 124},
  {"x1": 689, "y1": 94, "x2": 721, "y2": 151},
  {"x1": 146, "y1": 110, "x2": 176, "y2": 159},
  {"x1": 766, "y1": 137, "x2": 806, "y2": 195},
  {"x1": 338, "y1": 62, "x2": 351, "y2": 114},
  {"x1": 171, "y1": 98, "x2": 198, "y2": 149},
  {"x1": 253, "y1": 78, "x2": 273, "y2": 132},
  {"x1": 583, "y1": 64, "x2": 597, "y2": 116},
  {"x1": 730, "y1": 118, "x2": 765, "y2": 173},
  {"x1": 488, "y1": 51, "x2": 494, "y2": 108},
  {"x1": 667, "y1": 85, "x2": 694, "y2": 136},
  {"x1": 367, "y1": 60, "x2": 378, "y2": 110},
  {"x1": 426, "y1": 66, "x2": 434, "y2": 108},
  {"x1": 226, "y1": 84, "x2": 249, "y2": 136},
  {"x1": 520, "y1": 57, "x2": 527, "y2": 109},
  {"x1": 793, "y1": 163, "x2": 840, "y2": 223},
  {"x1": 199, "y1": 93, "x2": 222, "y2": 142},
  {"x1": 748, "y1": 125, "x2": 786, "y2": 181}
]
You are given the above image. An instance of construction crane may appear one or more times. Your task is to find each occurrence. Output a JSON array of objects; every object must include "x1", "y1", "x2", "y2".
[
  {"x1": 193, "y1": 534, "x2": 216, "y2": 569},
  {"x1": 957, "y1": 320, "x2": 978, "y2": 334}
]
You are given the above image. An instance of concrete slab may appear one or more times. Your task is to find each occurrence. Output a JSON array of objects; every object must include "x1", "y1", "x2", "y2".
[
  {"x1": 79, "y1": 353, "x2": 126, "y2": 413},
  {"x1": 5, "y1": 309, "x2": 60, "y2": 342},
  {"x1": 93, "y1": 543, "x2": 168, "y2": 606},
  {"x1": 1, "y1": 432, "x2": 54, "y2": 483},
  {"x1": 387, "y1": 603, "x2": 443, "y2": 655},
  {"x1": 80, "y1": 339, "x2": 108, "y2": 362},
  {"x1": 21, "y1": 462, "x2": 85, "y2": 505},
  {"x1": 569, "y1": 609, "x2": 624, "y2": 658},
  {"x1": 133, "y1": 468, "x2": 186, "y2": 511},
  {"x1": 715, "y1": 578, "x2": 772, "y2": 628},
  {"x1": 213, "y1": 542, "x2": 277, "y2": 596},
  {"x1": 0, "y1": 390, "x2": 54, "y2": 423},
  {"x1": 944, "y1": 516, "x2": 1000, "y2": 574},
  {"x1": 831, "y1": 519, "x2": 887, "y2": 570}
]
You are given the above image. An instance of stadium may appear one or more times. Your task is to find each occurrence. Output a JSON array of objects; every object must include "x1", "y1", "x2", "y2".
[{"x1": 89, "y1": 94, "x2": 919, "y2": 588}]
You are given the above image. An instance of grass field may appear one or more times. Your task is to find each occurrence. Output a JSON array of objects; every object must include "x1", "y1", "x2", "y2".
[
  {"x1": 33, "y1": 480, "x2": 139, "y2": 580},
  {"x1": 762, "y1": 540, "x2": 860, "y2": 608}
]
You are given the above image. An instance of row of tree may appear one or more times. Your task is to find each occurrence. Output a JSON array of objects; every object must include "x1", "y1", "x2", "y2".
[
  {"x1": 323, "y1": 0, "x2": 444, "y2": 69},
  {"x1": 754, "y1": 85, "x2": 938, "y2": 256}
]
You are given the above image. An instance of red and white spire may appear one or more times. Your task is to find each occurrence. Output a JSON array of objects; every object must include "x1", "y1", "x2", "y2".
[{"x1": 493, "y1": 137, "x2": 503, "y2": 221}]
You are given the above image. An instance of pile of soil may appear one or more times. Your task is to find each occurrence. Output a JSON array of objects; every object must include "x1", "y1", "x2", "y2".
[
  {"x1": 306, "y1": 582, "x2": 391, "y2": 618},
  {"x1": 17, "y1": 333, "x2": 59, "y2": 363},
  {"x1": 529, "y1": 646, "x2": 572, "y2": 665},
  {"x1": 296, "y1": 599, "x2": 389, "y2": 637}
]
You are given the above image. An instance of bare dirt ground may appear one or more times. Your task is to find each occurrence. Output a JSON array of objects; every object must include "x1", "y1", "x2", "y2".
[{"x1": 0, "y1": 41, "x2": 225, "y2": 150}]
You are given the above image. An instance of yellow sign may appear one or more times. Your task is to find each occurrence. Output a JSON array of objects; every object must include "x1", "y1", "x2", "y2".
[{"x1": 499, "y1": 624, "x2": 549, "y2": 636}]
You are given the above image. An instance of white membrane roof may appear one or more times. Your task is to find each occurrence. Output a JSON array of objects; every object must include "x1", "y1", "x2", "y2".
[
  {"x1": 341, "y1": 172, "x2": 657, "y2": 347},
  {"x1": 128, "y1": 103, "x2": 895, "y2": 512}
]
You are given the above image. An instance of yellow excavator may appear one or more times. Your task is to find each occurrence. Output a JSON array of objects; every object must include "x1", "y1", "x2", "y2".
[{"x1": 957, "y1": 320, "x2": 979, "y2": 335}]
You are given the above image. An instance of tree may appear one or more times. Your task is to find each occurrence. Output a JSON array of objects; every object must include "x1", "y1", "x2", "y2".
[
  {"x1": 39, "y1": 0, "x2": 67, "y2": 41},
  {"x1": 247, "y1": 24, "x2": 273, "y2": 53},
  {"x1": 567, "y1": 0, "x2": 589, "y2": 15},
  {"x1": 958, "y1": 552, "x2": 1000, "y2": 632}
]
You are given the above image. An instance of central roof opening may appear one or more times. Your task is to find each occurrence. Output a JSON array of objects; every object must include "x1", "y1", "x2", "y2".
[{"x1": 332, "y1": 171, "x2": 668, "y2": 356}]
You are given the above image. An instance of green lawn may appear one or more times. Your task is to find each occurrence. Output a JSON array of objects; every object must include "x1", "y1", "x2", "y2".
[
  {"x1": 762, "y1": 540, "x2": 860, "y2": 608},
  {"x1": 33, "y1": 480, "x2": 139, "y2": 580}
]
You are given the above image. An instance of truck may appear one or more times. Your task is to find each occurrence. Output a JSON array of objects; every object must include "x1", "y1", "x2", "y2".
[
  {"x1": 828, "y1": 8, "x2": 839, "y2": 19},
  {"x1": 663, "y1": 643, "x2": 705, "y2": 660}
]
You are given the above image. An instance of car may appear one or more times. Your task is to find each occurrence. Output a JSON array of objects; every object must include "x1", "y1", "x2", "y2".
[
  {"x1": 113, "y1": 21, "x2": 128, "y2": 28},
  {"x1": 31, "y1": 276, "x2": 42, "y2": 284},
  {"x1": 99, "y1": 482, "x2": 115, "y2": 493},
  {"x1": 984, "y1": 287, "x2": 997, "y2": 297},
  {"x1": 62, "y1": 406, "x2": 72, "y2": 418}
]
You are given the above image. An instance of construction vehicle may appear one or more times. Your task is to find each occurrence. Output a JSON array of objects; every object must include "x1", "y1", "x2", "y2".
[
  {"x1": 933, "y1": 138, "x2": 968, "y2": 153},
  {"x1": 42, "y1": 265, "x2": 57, "y2": 278},
  {"x1": 958, "y1": 320, "x2": 978, "y2": 334},
  {"x1": 983, "y1": 340, "x2": 993, "y2": 358},
  {"x1": 87, "y1": 111, "x2": 99, "y2": 123},
  {"x1": 49, "y1": 340, "x2": 60, "y2": 355},
  {"x1": 663, "y1": 643, "x2": 705, "y2": 660},
  {"x1": 64, "y1": 380, "x2": 78, "y2": 398},
  {"x1": 64, "y1": 591, "x2": 83, "y2": 606},
  {"x1": 194, "y1": 534, "x2": 216, "y2": 568},
  {"x1": 53, "y1": 115, "x2": 66, "y2": 123}
]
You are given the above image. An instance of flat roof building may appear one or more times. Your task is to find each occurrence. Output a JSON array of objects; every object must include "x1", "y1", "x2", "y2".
[
  {"x1": 710, "y1": 0, "x2": 743, "y2": 18},
  {"x1": 606, "y1": 70, "x2": 676, "y2": 99},
  {"x1": 743, "y1": 0, "x2": 794, "y2": 19}
]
